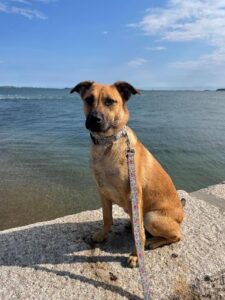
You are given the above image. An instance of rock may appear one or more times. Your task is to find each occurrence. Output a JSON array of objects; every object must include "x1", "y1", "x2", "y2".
[{"x1": 0, "y1": 188, "x2": 225, "y2": 299}]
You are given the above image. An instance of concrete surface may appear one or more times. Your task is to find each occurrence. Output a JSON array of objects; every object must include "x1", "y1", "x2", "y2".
[
  {"x1": 191, "y1": 182, "x2": 225, "y2": 213},
  {"x1": 0, "y1": 189, "x2": 225, "y2": 300}
]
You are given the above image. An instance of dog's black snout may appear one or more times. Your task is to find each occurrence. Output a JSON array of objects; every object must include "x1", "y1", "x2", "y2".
[
  {"x1": 90, "y1": 111, "x2": 104, "y2": 124},
  {"x1": 85, "y1": 111, "x2": 105, "y2": 132}
]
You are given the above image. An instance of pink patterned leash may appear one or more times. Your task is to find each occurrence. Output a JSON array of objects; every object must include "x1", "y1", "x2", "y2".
[{"x1": 125, "y1": 128, "x2": 151, "y2": 300}]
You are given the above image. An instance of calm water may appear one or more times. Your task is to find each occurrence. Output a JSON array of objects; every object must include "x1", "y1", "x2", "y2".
[{"x1": 0, "y1": 87, "x2": 225, "y2": 230}]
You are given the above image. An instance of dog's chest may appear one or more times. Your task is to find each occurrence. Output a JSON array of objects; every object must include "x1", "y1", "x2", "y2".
[{"x1": 91, "y1": 144, "x2": 129, "y2": 203}]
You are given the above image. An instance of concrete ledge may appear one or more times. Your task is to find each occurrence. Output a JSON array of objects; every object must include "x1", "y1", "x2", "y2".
[
  {"x1": 197, "y1": 182, "x2": 225, "y2": 200},
  {"x1": 191, "y1": 190, "x2": 225, "y2": 212},
  {"x1": 0, "y1": 190, "x2": 225, "y2": 299}
]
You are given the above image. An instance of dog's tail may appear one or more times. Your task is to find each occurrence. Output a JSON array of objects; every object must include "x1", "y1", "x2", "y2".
[{"x1": 181, "y1": 198, "x2": 186, "y2": 207}]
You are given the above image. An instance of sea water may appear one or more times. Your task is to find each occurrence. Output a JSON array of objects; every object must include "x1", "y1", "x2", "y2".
[{"x1": 0, "y1": 87, "x2": 225, "y2": 229}]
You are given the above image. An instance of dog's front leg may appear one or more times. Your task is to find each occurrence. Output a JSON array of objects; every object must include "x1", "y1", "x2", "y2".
[
  {"x1": 127, "y1": 190, "x2": 146, "y2": 268},
  {"x1": 92, "y1": 194, "x2": 113, "y2": 243}
]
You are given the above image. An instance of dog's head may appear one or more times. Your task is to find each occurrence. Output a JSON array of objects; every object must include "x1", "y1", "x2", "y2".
[{"x1": 70, "y1": 81, "x2": 140, "y2": 134}]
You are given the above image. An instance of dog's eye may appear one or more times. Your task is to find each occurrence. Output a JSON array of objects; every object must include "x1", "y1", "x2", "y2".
[
  {"x1": 85, "y1": 96, "x2": 94, "y2": 106},
  {"x1": 105, "y1": 98, "x2": 116, "y2": 106}
]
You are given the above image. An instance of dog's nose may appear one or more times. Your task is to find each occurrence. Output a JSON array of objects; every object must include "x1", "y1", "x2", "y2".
[
  {"x1": 85, "y1": 111, "x2": 105, "y2": 132},
  {"x1": 90, "y1": 111, "x2": 103, "y2": 124}
]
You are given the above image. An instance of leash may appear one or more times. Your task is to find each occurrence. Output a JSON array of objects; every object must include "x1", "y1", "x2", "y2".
[
  {"x1": 90, "y1": 126, "x2": 151, "y2": 299},
  {"x1": 125, "y1": 129, "x2": 151, "y2": 300}
]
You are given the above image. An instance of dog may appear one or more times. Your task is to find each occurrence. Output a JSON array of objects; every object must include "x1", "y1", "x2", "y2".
[{"x1": 71, "y1": 81, "x2": 184, "y2": 268}]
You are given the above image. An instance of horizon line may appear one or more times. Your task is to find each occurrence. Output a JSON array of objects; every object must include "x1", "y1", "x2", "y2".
[{"x1": 0, "y1": 85, "x2": 224, "y2": 92}]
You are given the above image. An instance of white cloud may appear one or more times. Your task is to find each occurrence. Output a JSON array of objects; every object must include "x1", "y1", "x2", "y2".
[
  {"x1": 102, "y1": 30, "x2": 109, "y2": 35},
  {"x1": 146, "y1": 46, "x2": 166, "y2": 51},
  {"x1": 11, "y1": 0, "x2": 31, "y2": 4},
  {"x1": 0, "y1": 2, "x2": 7, "y2": 11},
  {"x1": 0, "y1": 0, "x2": 55, "y2": 19},
  {"x1": 130, "y1": 0, "x2": 225, "y2": 70},
  {"x1": 135, "y1": 1, "x2": 225, "y2": 43},
  {"x1": 128, "y1": 58, "x2": 147, "y2": 68},
  {"x1": 171, "y1": 49, "x2": 225, "y2": 69},
  {"x1": 12, "y1": 6, "x2": 46, "y2": 19}
]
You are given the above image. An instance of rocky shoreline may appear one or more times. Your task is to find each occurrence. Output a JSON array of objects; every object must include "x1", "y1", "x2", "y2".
[{"x1": 0, "y1": 184, "x2": 225, "y2": 299}]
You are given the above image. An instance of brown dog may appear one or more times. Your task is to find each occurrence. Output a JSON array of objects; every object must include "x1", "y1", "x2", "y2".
[{"x1": 71, "y1": 81, "x2": 184, "y2": 268}]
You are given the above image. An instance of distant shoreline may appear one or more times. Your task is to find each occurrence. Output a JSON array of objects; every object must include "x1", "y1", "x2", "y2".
[{"x1": 0, "y1": 86, "x2": 224, "y2": 92}]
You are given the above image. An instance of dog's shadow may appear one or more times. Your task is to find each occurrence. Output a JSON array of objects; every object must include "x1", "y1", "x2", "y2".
[
  {"x1": 0, "y1": 218, "x2": 142, "y2": 299},
  {"x1": 0, "y1": 218, "x2": 134, "y2": 267}
]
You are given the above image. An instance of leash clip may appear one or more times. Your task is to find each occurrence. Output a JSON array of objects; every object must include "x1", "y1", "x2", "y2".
[
  {"x1": 126, "y1": 148, "x2": 135, "y2": 158},
  {"x1": 127, "y1": 148, "x2": 135, "y2": 153}
]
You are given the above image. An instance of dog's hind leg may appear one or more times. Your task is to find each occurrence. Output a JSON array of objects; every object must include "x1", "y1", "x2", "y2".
[
  {"x1": 144, "y1": 211, "x2": 181, "y2": 250},
  {"x1": 92, "y1": 195, "x2": 113, "y2": 243}
]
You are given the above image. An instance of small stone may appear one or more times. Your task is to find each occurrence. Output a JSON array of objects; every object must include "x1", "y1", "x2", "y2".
[
  {"x1": 109, "y1": 272, "x2": 118, "y2": 281},
  {"x1": 204, "y1": 275, "x2": 211, "y2": 282},
  {"x1": 93, "y1": 247, "x2": 101, "y2": 255},
  {"x1": 171, "y1": 253, "x2": 178, "y2": 258}
]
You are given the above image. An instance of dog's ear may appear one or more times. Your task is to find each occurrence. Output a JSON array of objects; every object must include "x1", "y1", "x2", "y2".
[
  {"x1": 114, "y1": 81, "x2": 140, "y2": 101},
  {"x1": 70, "y1": 81, "x2": 94, "y2": 97}
]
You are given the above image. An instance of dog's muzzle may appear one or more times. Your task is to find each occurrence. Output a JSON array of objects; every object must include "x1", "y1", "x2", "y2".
[{"x1": 85, "y1": 111, "x2": 107, "y2": 132}]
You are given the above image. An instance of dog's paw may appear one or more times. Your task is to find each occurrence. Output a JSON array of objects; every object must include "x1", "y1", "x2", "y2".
[
  {"x1": 92, "y1": 230, "x2": 107, "y2": 243},
  {"x1": 127, "y1": 254, "x2": 138, "y2": 268}
]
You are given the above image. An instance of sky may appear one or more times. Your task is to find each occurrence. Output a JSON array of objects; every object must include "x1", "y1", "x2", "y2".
[{"x1": 1, "y1": 0, "x2": 225, "y2": 89}]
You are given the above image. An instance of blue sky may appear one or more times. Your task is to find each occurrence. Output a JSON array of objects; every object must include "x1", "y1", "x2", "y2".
[{"x1": 1, "y1": 0, "x2": 225, "y2": 89}]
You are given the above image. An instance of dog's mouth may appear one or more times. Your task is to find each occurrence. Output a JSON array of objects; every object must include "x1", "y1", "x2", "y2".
[{"x1": 86, "y1": 122, "x2": 109, "y2": 133}]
